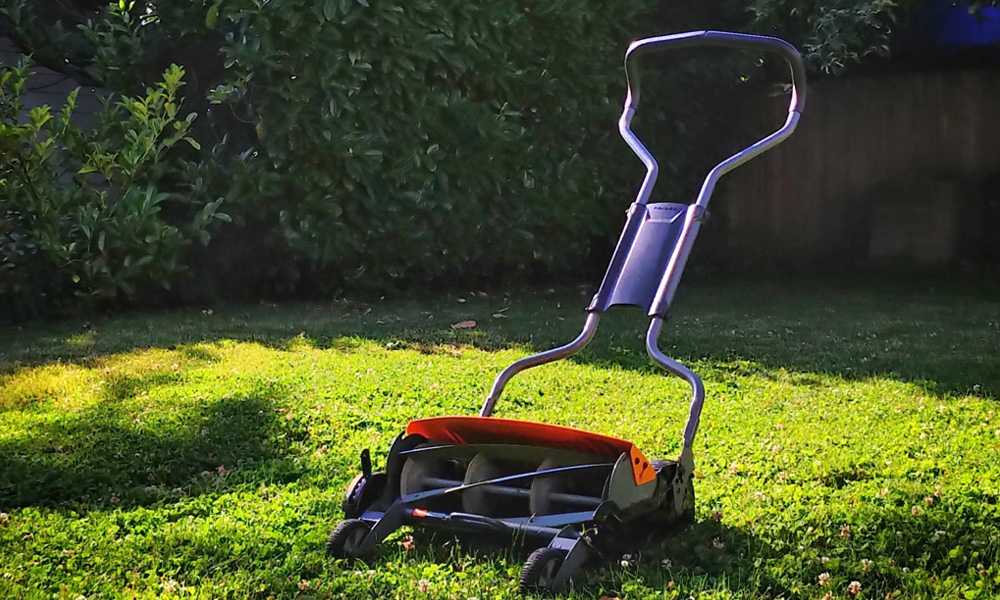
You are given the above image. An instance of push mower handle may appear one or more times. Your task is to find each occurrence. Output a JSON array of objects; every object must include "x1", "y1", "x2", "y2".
[
  {"x1": 480, "y1": 31, "x2": 807, "y2": 421},
  {"x1": 624, "y1": 31, "x2": 806, "y2": 115},
  {"x1": 619, "y1": 31, "x2": 806, "y2": 213}
]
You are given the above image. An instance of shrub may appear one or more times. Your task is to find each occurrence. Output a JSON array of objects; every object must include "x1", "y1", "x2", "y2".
[
  {"x1": 0, "y1": 61, "x2": 227, "y2": 317},
  {"x1": 201, "y1": 0, "x2": 648, "y2": 289}
]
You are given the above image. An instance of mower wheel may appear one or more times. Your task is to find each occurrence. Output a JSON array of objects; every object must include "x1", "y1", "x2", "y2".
[
  {"x1": 326, "y1": 519, "x2": 371, "y2": 559},
  {"x1": 519, "y1": 547, "x2": 567, "y2": 594}
]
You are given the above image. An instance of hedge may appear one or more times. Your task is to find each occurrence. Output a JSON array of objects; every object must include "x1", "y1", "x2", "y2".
[{"x1": 207, "y1": 0, "x2": 649, "y2": 289}]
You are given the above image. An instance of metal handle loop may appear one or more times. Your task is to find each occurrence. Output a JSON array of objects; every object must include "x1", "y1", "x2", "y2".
[
  {"x1": 618, "y1": 30, "x2": 807, "y2": 211},
  {"x1": 624, "y1": 30, "x2": 807, "y2": 114}
]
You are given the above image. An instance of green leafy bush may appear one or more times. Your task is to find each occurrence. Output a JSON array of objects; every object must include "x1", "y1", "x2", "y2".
[
  {"x1": 9, "y1": 0, "x2": 995, "y2": 306},
  {"x1": 0, "y1": 61, "x2": 226, "y2": 316},
  {"x1": 200, "y1": 0, "x2": 647, "y2": 288}
]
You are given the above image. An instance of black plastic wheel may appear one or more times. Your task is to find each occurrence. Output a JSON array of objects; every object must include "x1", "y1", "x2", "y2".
[
  {"x1": 325, "y1": 519, "x2": 371, "y2": 559},
  {"x1": 519, "y1": 547, "x2": 567, "y2": 594}
]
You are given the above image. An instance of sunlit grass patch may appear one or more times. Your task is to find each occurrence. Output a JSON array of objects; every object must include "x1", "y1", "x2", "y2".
[{"x1": 0, "y1": 362, "x2": 102, "y2": 413}]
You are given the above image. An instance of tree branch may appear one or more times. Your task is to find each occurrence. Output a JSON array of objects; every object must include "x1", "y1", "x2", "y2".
[{"x1": 1, "y1": 27, "x2": 103, "y2": 87}]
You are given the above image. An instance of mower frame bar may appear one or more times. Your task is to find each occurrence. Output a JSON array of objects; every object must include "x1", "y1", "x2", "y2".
[
  {"x1": 357, "y1": 507, "x2": 592, "y2": 544},
  {"x1": 419, "y1": 477, "x2": 602, "y2": 507}
]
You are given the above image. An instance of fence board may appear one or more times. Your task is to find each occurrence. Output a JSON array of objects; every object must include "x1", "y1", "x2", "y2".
[{"x1": 723, "y1": 68, "x2": 1000, "y2": 266}]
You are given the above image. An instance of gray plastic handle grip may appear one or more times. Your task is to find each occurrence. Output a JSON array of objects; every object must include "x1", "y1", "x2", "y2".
[{"x1": 624, "y1": 30, "x2": 807, "y2": 115}]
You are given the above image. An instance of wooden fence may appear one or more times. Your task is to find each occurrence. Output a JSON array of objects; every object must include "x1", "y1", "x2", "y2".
[{"x1": 720, "y1": 69, "x2": 1000, "y2": 267}]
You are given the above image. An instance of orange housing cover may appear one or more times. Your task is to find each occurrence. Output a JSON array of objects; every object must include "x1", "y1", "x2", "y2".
[{"x1": 405, "y1": 416, "x2": 656, "y2": 486}]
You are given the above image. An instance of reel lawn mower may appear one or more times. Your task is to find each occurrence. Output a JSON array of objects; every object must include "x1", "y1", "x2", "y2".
[{"x1": 325, "y1": 30, "x2": 806, "y2": 594}]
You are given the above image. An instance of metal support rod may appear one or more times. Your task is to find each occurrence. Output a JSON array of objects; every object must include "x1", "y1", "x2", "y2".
[
  {"x1": 649, "y1": 204, "x2": 705, "y2": 318},
  {"x1": 439, "y1": 513, "x2": 568, "y2": 539},
  {"x1": 421, "y1": 477, "x2": 601, "y2": 507},
  {"x1": 479, "y1": 313, "x2": 601, "y2": 417},
  {"x1": 645, "y1": 317, "x2": 705, "y2": 450},
  {"x1": 618, "y1": 107, "x2": 658, "y2": 207},
  {"x1": 694, "y1": 111, "x2": 801, "y2": 212},
  {"x1": 422, "y1": 477, "x2": 464, "y2": 488},
  {"x1": 404, "y1": 463, "x2": 611, "y2": 504}
]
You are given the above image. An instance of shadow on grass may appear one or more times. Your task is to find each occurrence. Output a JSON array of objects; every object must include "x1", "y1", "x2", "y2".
[
  {"x1": 346, "y1": 518, "x2": 797, "y2": 598},
  {"x1": 576, "y1": 493, "x2": 998, "y2": 600},
  {"x1": 0, "y1": 375, "x2": 302, "y2": 510},
  {"x1": 609, "y1": 519, "x2": 797, "y2": 600},
  {"x1": 103, "y1": 371, "x2": 184, "y2": 403},
  {"x1": 349, "y1": 516, "x2": 789, "y2": 598}
]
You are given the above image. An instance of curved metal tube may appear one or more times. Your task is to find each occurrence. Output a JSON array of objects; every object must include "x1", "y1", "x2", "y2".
[
  {"x1": 618, "y1": 107, "x2": 658, "y2": 207},
  {"x1": 645, "y1": 317, "x2": 705, "y2": 449},
  {"x1": 624, "y1": 30, "x2": 807, "y2": 114},
  {"x1": 479, "y1": 313, "x2": 600, "y2": 417},
  {"x1": 617, "y1": 30, "x2": 806, "y2": 215},
  {"x1": 481, "y1": 31, "x2": 806, "y2": 422},
  {"x1": 646, "y1": 110, "x2": 800, "y2": 319},
  {"x1": 694, "y1": 111, "x2": 800, "y2": 209}
]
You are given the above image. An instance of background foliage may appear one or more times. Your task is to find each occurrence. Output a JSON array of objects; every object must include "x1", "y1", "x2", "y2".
[
  {"x1": 0, "y1": 60, "x2": 227, "y2": 318},
  {"x1": 0, "y1": 0, "x2": 996, "y2": 315}
]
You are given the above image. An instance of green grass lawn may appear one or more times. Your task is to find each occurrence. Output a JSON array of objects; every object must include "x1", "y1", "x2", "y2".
[{"x1": 1, "y1": 279, "x2": 999, "y2": 600}]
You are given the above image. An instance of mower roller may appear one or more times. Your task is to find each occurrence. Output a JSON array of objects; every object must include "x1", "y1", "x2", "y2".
[{"x1": 326, "y1": 31, "x2": 806, "y2": 594}]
